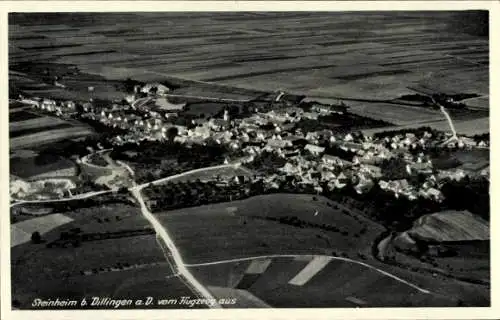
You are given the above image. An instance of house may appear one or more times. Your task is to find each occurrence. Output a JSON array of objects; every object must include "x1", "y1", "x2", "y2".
[
  {"x1": 344, "y1": 133, "x2": 354, "y2": 142},
  {"x1": 408, "y1": 162, "x2": 433, "y2": 175},
  {"x1": 305, "y1": 132, "x2": 319, "y2": 142},
  {"x1": 174, "y1": 136, "x2": 187, "y2": 144},
  {"x1": 302, "y1": 112, "x2": 319, "y2": 120},
  {"x1": 209, "y1": 119, "x2": 230, "y2": 131},
  {"x1": 481, "y1": 166, "x2": 489, "y2": 178},
  {"x1": 355, "y1": 179, "x2": 374, "y2": 194},
  {"x1": 64, "y1": 101, "x2": 76, "y2": 110},
  {"x1": 322, "y1": 154, "x2": 351, "y2": 167},
  {"x1": 338, "y1": 142, "x2": 364, "y2": 153},
  {"x1": 437, "y1": 169, "x2": 466, "y2": 181},
  {"x1": 267, "y1": 139, "x2": 292, "y2": 149},
  {"x1": 478, "y1": 140, "x2": 488, "y2": 148},
  {"x1": 280, "y1": 163, "x2": 299, "y2": 175},
  {"x1": 125, "y1": 94, "x2": 136, "y2": 104},
  {"x1": 41, "y1": 99, "x2": 56, "y2": 111},
  {"x1": 359, "y1": 164, "x2": 383, "y2": 178},
  {"x1": 426, "y1": 188, "x2": 444, "y2": 201},
  {"x1": 321, "y1": 170, "x2": 336, "y2": 181},
  {"x1": 304, "y1": 144, "x2": 325, "y2": 156},
  {"x1": 141, "y1": 83, "x2": 170, "y2": 95}
]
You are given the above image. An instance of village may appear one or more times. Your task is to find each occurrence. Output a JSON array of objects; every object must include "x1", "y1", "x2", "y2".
[{"x1": 15, "y1": 80, "x2": 489, "y2": 207}]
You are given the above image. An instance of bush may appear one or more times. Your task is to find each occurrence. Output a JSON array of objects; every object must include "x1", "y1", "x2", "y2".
[{"x1": 31, "y1": 231, "x2": 42, "y2": 244}]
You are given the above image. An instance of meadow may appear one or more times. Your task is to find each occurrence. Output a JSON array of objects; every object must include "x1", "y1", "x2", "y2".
[
  {"x1": 190, "y1": 255, "x2": 459, "y2": 307},
  {"x1": 155, "y1": 193, "x2": 385, "y2": 263}
]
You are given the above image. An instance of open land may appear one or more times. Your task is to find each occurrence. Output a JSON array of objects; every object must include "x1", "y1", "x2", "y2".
[
  {"x1": 189, "y1": 255, "x2": 458, "y2": 308},
  {"x1": 10, "y1": 202, "x2": 206, "y2": 309},
  {"x1": 10, "y1": 151, "x2": 77, "y2": 179},
  {"x1": 9, "y1": 12, "x2": 488, "y2": 131},
  {"x1": 154, "y1": 193, "x2": 386, "y2": 263}
]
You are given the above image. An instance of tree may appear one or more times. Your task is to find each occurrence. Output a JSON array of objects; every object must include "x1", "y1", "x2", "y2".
[
  {"x1": 31, "y1": 231, "x2": 42, "y2": 244},
  {"x1": 166, "y1": 127, "x2": 179, "y2": 142}
]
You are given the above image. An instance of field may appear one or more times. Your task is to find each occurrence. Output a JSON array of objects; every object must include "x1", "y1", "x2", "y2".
[
  {"x1": 10, "y1": 126, "x2": 95, "y2": 149},
  {"x1": 9, "y1": 12, "x2": 488, "y2": 130},
  {"x1": 10, "y1": 151, "x2": 77, "y2": 179},
  {"x1": 407, "y1": 210, "x2": 489, "y2": 242},
  {"x1": 9, "y1": 116, "x2": 69, "y2": 132},
  {"x1": 361, "y1": 116, "x2": 490, "y2": 137},
  {"x1": 381, "y1": 210, "x2": 490, "y2": 287},
  {"x1": 155, "y1": 193, "x2": 385, "y2": 263},
  {"x1": 10, "y1": 123, "x2": 74, "y2": 138},
  {"x1": 9, "y1": 101, "x2": 96, "y2": 150},
  {"x1": 12, "y1": 261, "x2": 201, "y2": 310},
  {"x1": 385, "y1": 239, "x2": 489, "y2": 286},
  {"x1": 189, "y1": 255, "x2": 460, "y2": 307},
  {"x1": 347, "y1": 101, "x2": 444, "y2": 126},
  {"x1": 11, "y1": 213, "x2": 73, "y2": 247},
  {"x1": 9, "y1": 110, "x2": 41, "y2": 122}
]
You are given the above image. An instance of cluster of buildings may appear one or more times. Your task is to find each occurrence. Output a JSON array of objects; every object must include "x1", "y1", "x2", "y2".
[
  {"x1": 10, "y1": 177, "x2": 76, "y2": 200},
  {"x1": 244, "y1": 127, "x2": 485, "y2": 202},
  {"x1": 18, "y1": 84, "x2": 489, "y2": 204},
  {"x1": 20, "y1": 97, "x2": 77, "y2": 117}
]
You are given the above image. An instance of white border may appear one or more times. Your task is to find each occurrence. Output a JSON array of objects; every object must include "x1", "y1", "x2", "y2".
[{"x1": 1, "y1": 2, "x2": 498, "y2": 320}]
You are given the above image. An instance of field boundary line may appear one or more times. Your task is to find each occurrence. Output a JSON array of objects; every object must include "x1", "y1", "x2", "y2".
[{"x1": 184, "y1": 254, "x2": 431, "y2": 294}]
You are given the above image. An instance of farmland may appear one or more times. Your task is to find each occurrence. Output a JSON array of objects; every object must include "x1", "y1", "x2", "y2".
[
  {"x1": 10, "y1": 151, "x2": 77, "y2": 179},
  {"x1": 9, "y1": 116, "x2": 68, "y2": 132},
  {"x1": 361, "y1": 116, "x2": 490, "y2": 137},
  {"x1": 10, "y1": 126, "x2": 95, "y2": 149},
  {"x1": 9, "y1": 110, "x2": 40, "y2": 122},
  {"x1": 11, "y1": 213, "x2": 73, "y2": 247},
  {"x1": 408, "y1": 210, "x2": 489, "y2": 242},
  {"x1": 188, "y1": 255, "x2": 479, "y2": 307},
  {"x1": 9, "y1": 12, "x2": 488, "y2": 130},
  {"x1": 8, "y1": 99, "x2": 96, "y2": 151},
  {"x1": 155, "y1": 193, "x2": 385, "y2": 263},
  {"x1": 12, "y1": 262, "x2": 200, "y2": 310},
  {"x1": 10, "y1": 201, "x2": 207, "y2": 309}
]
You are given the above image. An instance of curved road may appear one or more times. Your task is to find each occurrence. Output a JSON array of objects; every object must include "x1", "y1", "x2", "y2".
[
  {"x1": 184, "y1": 254, "x2": 431, "y2": 294},
  {"x1": 10, "y1": 190, "x2": 112, "y2": 208},
  {"x1": 133, "y1": 163, "x2": 242, "y2": 191}
]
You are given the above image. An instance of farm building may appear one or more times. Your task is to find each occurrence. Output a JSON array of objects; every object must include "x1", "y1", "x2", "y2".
[{"x1": 141, "y1": 83, "x2": 170, "y2": 95}]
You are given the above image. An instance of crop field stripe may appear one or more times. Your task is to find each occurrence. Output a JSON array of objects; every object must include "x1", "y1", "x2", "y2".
[
  {"x1": 245, "y1": 259, "x2": 273, "y2": 275},
  {"x1": 185, "y1": 254, "x2": 431, "y2": 294},
  {"x1": 333, "y1": 69, "x2": 410, "y2": 81},
  {"x1": 203, "y1": 64, "x2": 337, "y2": 82},
  {"x1": 9, "y1": 110, "x2": 41, "y2": 122},
  {"x1": 10, "y1": 123, "x2": 73, "y2": 138},
  {"x1": 288, "y1": 256, "x2": 332, "y2": 286},
  {"x1": 207, "y1": 286, "x2": 271, "y2": 308}
]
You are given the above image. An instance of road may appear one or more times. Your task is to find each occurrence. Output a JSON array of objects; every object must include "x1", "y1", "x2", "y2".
[
  {"x1": 132, "y1": 93, "x2": 251, "y2": 108},
  {"x1": 133, "y1": 163, "x2": 242, "y2": 191},
  {"x1": 10, "y1": 190, "x2": 112, "y2": 208},
  {"x1": 184, "y1": 254, "x2": 431, "y2": 295},
  {"x1": 129, "y1": 186, "x2": 221, "y2": 308}
]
